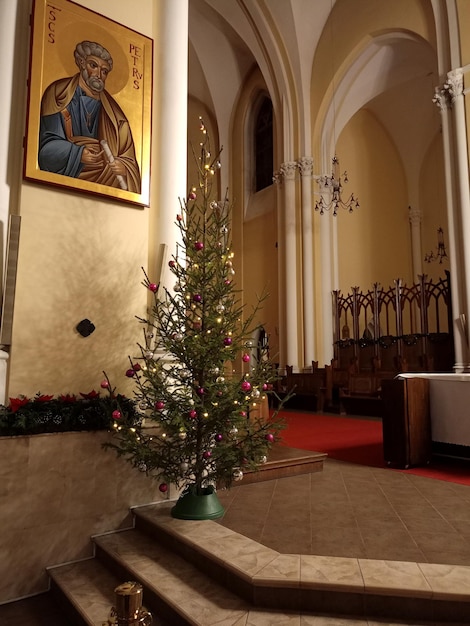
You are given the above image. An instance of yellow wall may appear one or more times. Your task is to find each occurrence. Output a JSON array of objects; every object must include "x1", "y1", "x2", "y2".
[
  {"x1": 336, "y1": 108, "x2": 411, "y2": 292},
  {"x1": 8, "y1": 0, "x2": 154, "y2": 397}
]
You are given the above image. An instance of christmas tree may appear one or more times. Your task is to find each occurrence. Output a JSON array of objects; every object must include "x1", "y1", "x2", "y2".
[{"x1": 105, "y1": 119, "x2": 288, "y2": 517}]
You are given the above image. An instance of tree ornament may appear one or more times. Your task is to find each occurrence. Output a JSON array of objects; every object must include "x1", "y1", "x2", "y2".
[
  {"x1": 159, "y1": 483, "x2": 168, "y2": 493},
  {"x1": 125, "y1": 368, "x2": 135, "y2": 378},
  {"x1": 169, "y1": 260, "x2": 176, "y2": 268},
  {"x1": 176, "y1": 214, "x2": 183, "y2": 221},
  {"x1": 229, "y1": 427, "x2": 239, "y2": 435},
  {"x1": 100, "y1": 380, "x2": 110, "y2": 389},
  {"x1": 188, "y1": 191, "x2": 196, "y2": 200},
  {"x1": 174, "y1": 283, "x2": 182, "y2": 292},
  {"x1": 260, "y1": 455, "x2": 267, "y2": 464},
  {"x1": 215, "y1": 433, "x2": 223, "y2": 442},
  {"x1": 180, "y1": 462, "x2": 189, "y2": 472},
  {"x1": 233, "y1": 469, "x2": 243, "y2": 481},
  {"x1": 241, "y1": 380, "x2": 251, "y2": 392},
  {"x1": 193, "y1": 293, "x2": 202, "y2": 303},
  {"x1": 194, "y1": 241, "x2": 204, "y2": 251},
  {"x1": 173, "y1": 333, "x2": 183, "y2": 342},
  {"x1": 265, "y1": 433, "x2": 274, "y2": 443},
  {"x1": 239, "y1": 410, "x2": 247, "y2": 417},
  {"x1": 251, "y1": 388, "x2": 260, "y2": 399},
  {"x1": 216, "y1": 376, "x2": 225, "y2": 383},
  {"x1": 133, "y1": 363, "x2": 142, "y2": 371},
  {"x1": 148, "y1": 283, "x2": 158, "y2": 293},
  {"x1": 188, "y1": 409, "x2": 197, "y2": 419},
  {"x1": 224, "y1": 336, "x2": 232, "y2": 346},
  {"x1": 179, "y1": 431, "x2": 187, "y2": 440},
  {"x1": 203, "y1": 450, "x2": 212, "y2": 459},
  {"x1": 197, "y1": 387, "x2": 205, "y2": 396},
  {"x1": 216, "y1": 303, "x2": 225, "y2": 314},
  {"x1": 112, "y1": 410, "x2": 122, "y2": 420},
  {"x1": 155, "y1": 401, "x2": 165, "y2": 411},
  {"x1": 242, "y1": 353, "x2": 250, "y2": 362}
]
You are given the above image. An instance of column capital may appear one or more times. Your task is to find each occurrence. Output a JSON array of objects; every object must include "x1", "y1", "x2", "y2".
[
  {"x1": 444, "y1": 69, "x2": 464, "y2": 104},
  {"x1": 298, "y1": 157, "x2": 313, "y2": 177},
  {"x1": 272, "y1": 170, "x2": 282, "y2": 185},
  {"x1": 280, "y1": 161, "x2": 298, "y2": 180},
  {"x1": 432, "y1": 86, "x2": 449, "y2": 112},
  {"x1": 408, "y1": 205, "x2": 422, "y2": 226}
]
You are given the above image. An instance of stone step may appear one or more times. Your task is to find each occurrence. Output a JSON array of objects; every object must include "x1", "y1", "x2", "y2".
[
  {"x1": 132, "y1": 501, "x2": 470, "y2": 624},
  {"x1": 47, "y1": 499, "x2": 470, "y2": 625},
  {"x1": 240, "y1": 445, "x2": 326, "y2": 485}
]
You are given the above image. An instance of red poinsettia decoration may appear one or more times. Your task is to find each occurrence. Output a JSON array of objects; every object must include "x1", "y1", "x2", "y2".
[
  {"x1": 58, "y1": 394, "x2": 77, "y2": 403},
  {"x1": 9, "y1": 396, "x2": 29, "y2": 413},
  {"x1": 79, "y1": 390, "x2": 100, "y2": 399},
  {"x1": 34, "y1": 394, "x2": 54, "y2": 403}
]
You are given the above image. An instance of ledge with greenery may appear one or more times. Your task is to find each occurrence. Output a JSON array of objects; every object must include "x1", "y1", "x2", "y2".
[{"x1": 0, "y1": 390, "x2": 138, "y2": 437}]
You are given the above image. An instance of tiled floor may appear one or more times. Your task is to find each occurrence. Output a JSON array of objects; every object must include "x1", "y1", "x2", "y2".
[{"x1": 216, "y1": 456, "x2": 470, "y2": 566}]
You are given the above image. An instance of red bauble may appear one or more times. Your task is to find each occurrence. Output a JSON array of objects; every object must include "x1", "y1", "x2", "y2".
[
  {"x1": 133, "y1": 363, "x2": 142, "y2": 371},
  {"x1": 224, "y1": 337, "x2": 232, "y2": 346},
  {"x1": 241, "y1": 381, "x2": 251, "y2": 392},
  {"x1": 189, "y1": 409, "x2": 197, "y2": 419},
  {"x1": 239, "y1": 410, "x2": 247, "y2": 417},
  {"x1": 188, "y1": 191, "x2": 196, "y2": 200},
  {"x1": 176, "y1": 214, "x2": 183, "y2": 221},
  {"x1": 265, "y1": 433, "x2": 274, "y2": 443},
  {"x1": 148, "y1": 283, "x2": 158, "y2": 293},
  {"x1": 242, "y1": 353, "x2": 250, "y2": 362},
  {"x1": 215, "y1": 433, "x2": 223, "y2": 442},
  {"x1": 194, "y1": 241, "x2": 204, "y2": 251},
  {"x1": 155, "y1": 401, "x2": 165, "y2": 411},
  {"x1": 100, "y1": 380, "x2": 109, "y2": 389},
  {"x1": 112, "y1": 410, "x2": 122, "y2": 420},
  {"x1": 203, "y1": 450, "x2": 212, "y2": 459},
  {"x1": 159, "y1": 483, "x2": 168, "y2": 493},
  {"x1": 125, "y1": 368, "x2": 135, "y2": 378},
  {"x1": 169, "y1": 260, "x2": 176, "y2": 268}
]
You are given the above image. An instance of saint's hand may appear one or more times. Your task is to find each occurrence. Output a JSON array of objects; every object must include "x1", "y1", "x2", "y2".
[
  {"x1": 109, "y1": 158, "x2": 126, "y2": 177},
  {"x1": 81, "y1": 147, "x2": 104, "y2": 165}
]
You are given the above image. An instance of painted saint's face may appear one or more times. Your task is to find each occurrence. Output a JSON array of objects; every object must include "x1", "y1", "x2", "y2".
[{"x1": 81, "y1": 55, "x2": 111, "y2": 93}]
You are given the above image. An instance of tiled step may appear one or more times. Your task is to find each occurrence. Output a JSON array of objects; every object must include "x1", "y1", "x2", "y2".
[
  {"x1": 133, "y1": 501, "x2": 470, "y2": 624},
  {"x1": 47, "y1": 500, "x2": 470, "y2": 625},
  {"x1": 241, "y1": 445, "x2": 326, "y2": 484}
]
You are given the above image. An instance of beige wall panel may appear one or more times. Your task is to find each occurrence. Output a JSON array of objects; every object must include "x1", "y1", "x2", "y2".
[{"x1": 9, "y1": 184, "x2": 148, "y2": 397}]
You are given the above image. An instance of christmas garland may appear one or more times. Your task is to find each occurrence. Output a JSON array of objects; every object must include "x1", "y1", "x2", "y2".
[{"x1": 0, "y1": 391, "x2": 138, "y2": 437}]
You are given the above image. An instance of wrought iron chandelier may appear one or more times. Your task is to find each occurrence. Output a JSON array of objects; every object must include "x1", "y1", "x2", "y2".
[
  {"x1": 314, "y1": 155, "x2": 359, "y2": 216},
  {"x1": 424, "y1": 227, "x2": 448, "y2": 264}
]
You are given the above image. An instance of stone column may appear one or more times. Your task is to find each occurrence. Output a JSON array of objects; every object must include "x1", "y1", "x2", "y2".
[
  {"x1": 298, "y1": 157, "x2": 316, "y2": 368},
  {"x1": 408, "y1": 205, "x2": 423, "y2": 279},
  {"x1": 152, "y1": 0, "x2": 188, "y2": 289},
  {"x1": 442, "y1": 70, "x2": 470, "y2": 369},
  {"x1": 273, "y1": 171, "x2": 286, "y2": 369},
  {"x1": 280, "y1": 161, "x2": 299, "y2": 370}
]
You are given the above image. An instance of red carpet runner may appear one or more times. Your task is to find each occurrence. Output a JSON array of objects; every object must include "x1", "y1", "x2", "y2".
[{"x1": 279, "y1": 410, "x2": 470, "y2": 486}]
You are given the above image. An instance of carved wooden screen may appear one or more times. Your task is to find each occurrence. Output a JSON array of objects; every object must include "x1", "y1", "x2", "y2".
[{"x1": 333, "y1": 272, "x2": 453, "y2": 373}]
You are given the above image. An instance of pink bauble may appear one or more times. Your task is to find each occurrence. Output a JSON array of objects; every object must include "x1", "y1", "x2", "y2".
[
  {"x1": 197, "y1": 387, "x2": 205, "y2": 395},
  {"x1": 189, "y1": 409, "x2": 197, "y2": 419},
  {"x1": 155, "y1": 401, "x2": 165, "y2": 411},
  {"x1": 262, "y1": 383, "x2": 268, "y2": 391},
  {"x1": 242, "y1": 353, "x2": 250, "y2": 362},
  {"x1": 159, "y1": 483, "x2": 168, "y2": 493},
  {"x1": 194, "y1": 241, "x2": 204, "y2": 251},
  {"x1": 203, "y1": 450, "x2": 212, "y2": 459},
  {"x1": 112, "y1": 410, "x2": 121, "y2": 420},
  {"x1": 265, "y1": 433, "x2": 274, "y2": 443},
  {"x1": 176, "y1": 214, "x2": 183, "y2": 221},
  {"x1": 241, "y1": 381, "x2": 251, "y2": 392},
  {"x1": 148, "y1": 283, "x2": 158, "y2": 293},
  {"x1": 100, "y1": 380, "x2": 109, "y2": 389},
  {"x1": 189, "y1": 191, "x2": 196, "y2": 200},
  {"x1": 239, "y1": 411, "x2": 247, "y2": 417},
  {"x1": 169, "y1": 260, "x2": 176, "y2": 268}
]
